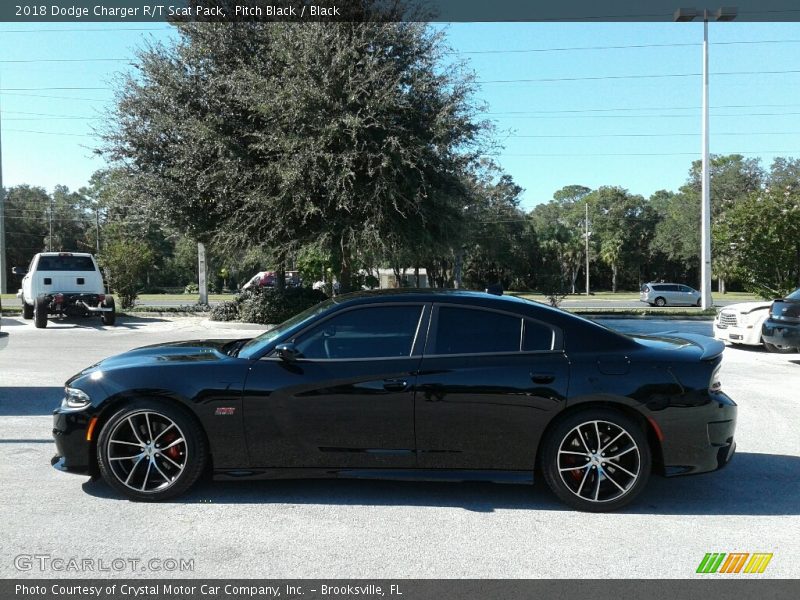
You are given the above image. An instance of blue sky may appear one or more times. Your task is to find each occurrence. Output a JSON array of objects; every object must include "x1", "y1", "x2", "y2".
[{"x1": 1, "y1": 21, "x2": 799, "y2": 210}]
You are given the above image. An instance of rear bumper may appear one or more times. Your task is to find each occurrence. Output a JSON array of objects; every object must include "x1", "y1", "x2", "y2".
[
  {"x1": 762, "y1": 319, "x2": 800, "y2": 348},
  {"x1": 656, "y1": 391, "x2": 737, "y2": 477}
]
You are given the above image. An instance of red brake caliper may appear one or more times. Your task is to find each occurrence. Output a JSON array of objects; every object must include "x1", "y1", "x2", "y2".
[{"x1": 160, "y1": 431, "x2": 182, "y2": 460}]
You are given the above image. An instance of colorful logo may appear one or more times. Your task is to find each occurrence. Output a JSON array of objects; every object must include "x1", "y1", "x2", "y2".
[{"x1": 696, "y1": 553, "x2": 773, "y2": 574}]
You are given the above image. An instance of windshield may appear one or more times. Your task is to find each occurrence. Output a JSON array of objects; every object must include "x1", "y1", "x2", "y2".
[{"x1": 237, "y1": 297, "x2": 336, "y2": 359}]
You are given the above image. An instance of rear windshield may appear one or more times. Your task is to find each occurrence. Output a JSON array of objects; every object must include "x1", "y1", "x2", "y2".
[
  {"x1": 787, "y1": 288, "x2": 800, "y2": 301},
  {"x1": 36, "y1": 255, "x2": 96, "y2": 271}
]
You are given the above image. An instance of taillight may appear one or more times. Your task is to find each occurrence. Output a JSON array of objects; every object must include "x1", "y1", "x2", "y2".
[{"x1": 709, "y1": 365, "x2": 722, "y2": 393}]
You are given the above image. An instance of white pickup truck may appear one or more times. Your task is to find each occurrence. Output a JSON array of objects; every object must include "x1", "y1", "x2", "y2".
[{"x1": 13, "y1": 252, "x2": 115, "y2": 328}]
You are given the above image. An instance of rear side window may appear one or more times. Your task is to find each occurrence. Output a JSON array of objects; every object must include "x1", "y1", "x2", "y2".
[
  {"x1": 433, "y1": 306, "x2": 522, "y2": 355},
  {"x1": 523, "y1": 320, "x2": 555, "y2": 351},
  {"x1": 36, "y1": 256, "x2": 96, "y2": 271},
  {"x1": 651, "y1": 285, "x2": 665, "y2": 291}
]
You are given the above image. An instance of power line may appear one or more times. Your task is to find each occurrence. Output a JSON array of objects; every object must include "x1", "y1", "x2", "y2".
[
  {"x1": 508, "y1": 132, "x2": 800, "y2": 138},
  {"x1": 482, "y1": 102, "x2": 800, "y2": 115},
  {"x1": 0, "y1": 58, "x2": 131, "y2": 64},
  {"x1": 0, "y1": 92, "x2": 108, "y2": 102},
  {"x1": 458, "y1": 39, "x2": 800, "y2": 55},
  {"x1": 491, "y1": 150, "x2": 798, "y2": 157},
  {"x1": 479, "y1": 69, "x2": 800, "y2": 84},
  {"x1": 0, "y1": 86, "x2": 109, "y2": 91},
  {"x1": 3, "y1": 129, "x2": 94, "y2": 137},
  {"x1": 490, "y1": 111, "x2": 800, "y2": 120},
  {"x1": 0, "y1": 27, "x2": 171, "y2": 33}
]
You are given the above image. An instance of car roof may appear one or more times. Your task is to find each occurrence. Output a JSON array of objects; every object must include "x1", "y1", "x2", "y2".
[
  {"x1": 329, "y1": 289, "x2": 570, "y2": 319},
  {"x1": 37, "y1": 252, "x2": 94, "y2": 257}
]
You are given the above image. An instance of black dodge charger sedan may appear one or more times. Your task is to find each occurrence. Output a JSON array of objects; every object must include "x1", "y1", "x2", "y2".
[{"x1": 52, "y1": 290, "x2": 736, "y2": 511}]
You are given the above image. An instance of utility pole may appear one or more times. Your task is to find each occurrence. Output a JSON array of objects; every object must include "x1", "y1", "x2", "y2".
[
  {"x1": 584, "y1": 202, "x2": 591, "y2": 296},
  {"x1": 197, "y1": 242, "x2": 208, "y2": 305},
  {"x1": 48, "y1": 197, "x2": 53, "y2": 251},
  {"x1": 0, "y1": 71, "x2": 7, "y2": 293},
  {"x1": 95, "y1": 207, "x2": 100, "y2": 255}
]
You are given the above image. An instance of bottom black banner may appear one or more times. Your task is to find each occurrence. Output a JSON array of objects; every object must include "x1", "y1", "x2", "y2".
[{"x1": 2, "y1": 580, "x2": 798, "y2": 600}]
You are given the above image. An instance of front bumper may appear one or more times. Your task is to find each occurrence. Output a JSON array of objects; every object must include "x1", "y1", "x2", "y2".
[
  {"x1": 762, "y1": 319, "x2": 800, "y2": 348},
  {"x1": 51, "y1": 408, "x2": 95, "y2": 476},
  {"x1": 656, "y1": 391, "x2": 737, "y2": 477},
  {"x1": 713, "y1": 322, "x2": 760, "y2": 345}
]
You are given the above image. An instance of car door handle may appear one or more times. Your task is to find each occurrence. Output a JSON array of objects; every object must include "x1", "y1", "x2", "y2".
[
  {"x1": 531, "y1": 373, "x2": 555, "y2": 384},
  {"x1": 383, "y1": 379, "x2": 409, "y2": 392}
]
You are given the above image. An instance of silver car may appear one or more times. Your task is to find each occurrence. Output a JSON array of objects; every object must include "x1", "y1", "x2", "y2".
[{"x1": 640, "y1": 283, "x2": 703, "y2": 307}]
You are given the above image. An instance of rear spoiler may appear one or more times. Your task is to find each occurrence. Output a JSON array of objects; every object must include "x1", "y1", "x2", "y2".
[{"x1": 658, "y1": 332, "x2": 725, "y2": 360}]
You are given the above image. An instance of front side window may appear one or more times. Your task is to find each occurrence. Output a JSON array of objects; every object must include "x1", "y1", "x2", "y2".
[
  {"x1": 293, "y1": 305, "x2": 423, "y2": 360},
  {"x1": 432, "y1": 306, "x2": 522, "y2": 355}
]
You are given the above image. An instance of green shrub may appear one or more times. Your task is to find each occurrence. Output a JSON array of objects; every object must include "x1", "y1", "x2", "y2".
[
  {"x1": 184, "y1": 282, "x2": 199, "y2": 294},
  {"x1": 210, "y1": 287, "x2": 327, "y2": 324}
]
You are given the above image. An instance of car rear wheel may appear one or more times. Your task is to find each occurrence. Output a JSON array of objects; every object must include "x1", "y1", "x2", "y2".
[
  {"x1": 101, "y1": 297, "x2": 116, "y2": 326},
  {"x1": 654, "y1": 297, "x2": 666, "y2": 307},
  {"x1": 97, "y1": 400, "x2": 207, "y2": 501},
  {"x1": 696, "y1": 299, "x2": 702, "y2": 307},
  {"x1": 34, "y1": 296, "x2": 48, "y2": 328},
  {"x1": 763, "y1": 340, "x2": 798, "y2": 354},
  {"x1": 22, "y1": 302, "x2": 34, "y2": 320},
  {"x1": 541, "y1": 409, "x2": 651, "y2": 512}
]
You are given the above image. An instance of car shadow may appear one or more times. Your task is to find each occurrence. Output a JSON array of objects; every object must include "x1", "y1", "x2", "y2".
[
  {"x1": 0, "y1": 387, "x2": 62, "y2": 415},
  {"x1": 80, "y1": 451, "x2": 800, "y2": 516},
  {"x1": 39, "y1": 315, "x2": 170, "y2": 330}
]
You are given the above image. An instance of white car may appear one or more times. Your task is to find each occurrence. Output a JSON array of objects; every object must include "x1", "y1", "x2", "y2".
[{"x1": 713, "y1": 301, "x2": 772, "y2": 348}]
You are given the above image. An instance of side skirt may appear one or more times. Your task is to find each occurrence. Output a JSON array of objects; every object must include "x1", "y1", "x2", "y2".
[{"x1": 213, "y1": 468, "x2": 535, "y2": 485}]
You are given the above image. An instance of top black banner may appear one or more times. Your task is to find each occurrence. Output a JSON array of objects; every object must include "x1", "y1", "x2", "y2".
[{"x1": 2, "y1": 1, "x2": 800, "y2": 23}]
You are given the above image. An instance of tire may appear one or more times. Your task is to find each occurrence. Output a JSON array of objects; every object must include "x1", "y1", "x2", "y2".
[
  {"x1": 96, "y1": 399, "x2": 208, "y2": 501},
  {"x1": 101, "y1": 297, "x2": 116, "y2": 326},
  {"x1": 763, "y1": 340, "x2": 798, "y2": 354},
  {"x1": 33, "y1": 296, "x2": 48, "y2": 328},
  {"x1": 654, "y1": 297, "x2": 666, "y2": 307},
  {"x1": 696, "y1": 299, "x2": 702, "y2": 307},
  {"x1": 22, "y1": 302, "x2": 34, "y2": 320},
  {"x1": 540, "y1": 408, "x2": 651, "y2": 512}
]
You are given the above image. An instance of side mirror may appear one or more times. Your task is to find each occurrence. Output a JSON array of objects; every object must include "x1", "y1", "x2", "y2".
[
  {"x1": 275, "y1": 342, "x2": 301, "y2": 362},
  {"x1": 11, "y1": 267, "x2": 27, "y2": 276}
]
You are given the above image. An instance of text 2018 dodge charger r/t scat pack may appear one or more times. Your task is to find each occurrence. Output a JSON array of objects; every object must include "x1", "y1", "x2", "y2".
[{"x1": 52, "y1": 290, "x2": 736, "y2": 512}]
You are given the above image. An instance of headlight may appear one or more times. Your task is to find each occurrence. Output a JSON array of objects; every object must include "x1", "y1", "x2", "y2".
[{"x1": 61, "y1": 387, "x2": 91, "y2": 411}]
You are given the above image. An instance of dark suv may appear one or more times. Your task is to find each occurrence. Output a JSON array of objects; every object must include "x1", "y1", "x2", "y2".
[{"x1": 761, "y1": 287, "x2": 800, "y2": 353}]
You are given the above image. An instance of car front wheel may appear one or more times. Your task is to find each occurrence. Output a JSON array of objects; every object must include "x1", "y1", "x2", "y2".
[
  {"x1": 22, "y1": 302, "x2": 34, "y2": 320},
  {"x1": 541, "y1": 409, "x2": 651, "y2": 512},
  {"x1": 763, "y1": 340, "x2": 797, "y2": 354},
  {"x1": 96, "y1": 400, "x2": 208, "y2": 501}
]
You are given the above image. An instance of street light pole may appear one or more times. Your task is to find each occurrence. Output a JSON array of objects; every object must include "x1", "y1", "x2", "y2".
[
  {"x1": 674, "y1": 6, "x2": 737, "y2": 310},
  {"x1": 700, "y1": 11, "x2": 712, "y2": 310}
]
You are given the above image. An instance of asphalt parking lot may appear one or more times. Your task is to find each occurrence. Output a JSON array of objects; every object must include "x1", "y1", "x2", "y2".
[{"x1": 0, "y1": 314, "x2": 798, "y2": 579}]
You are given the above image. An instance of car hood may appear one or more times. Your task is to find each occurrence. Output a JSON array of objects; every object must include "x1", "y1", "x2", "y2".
[
  {"x1": 630, "y1": 333, "x2": 724, "y2": 361},
  {"x1": 81, "y1": 339, "x2": 246, "y2": 372},
  {"x1": 718, "y1": 301, "x2": 772, "y2": 313}
]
